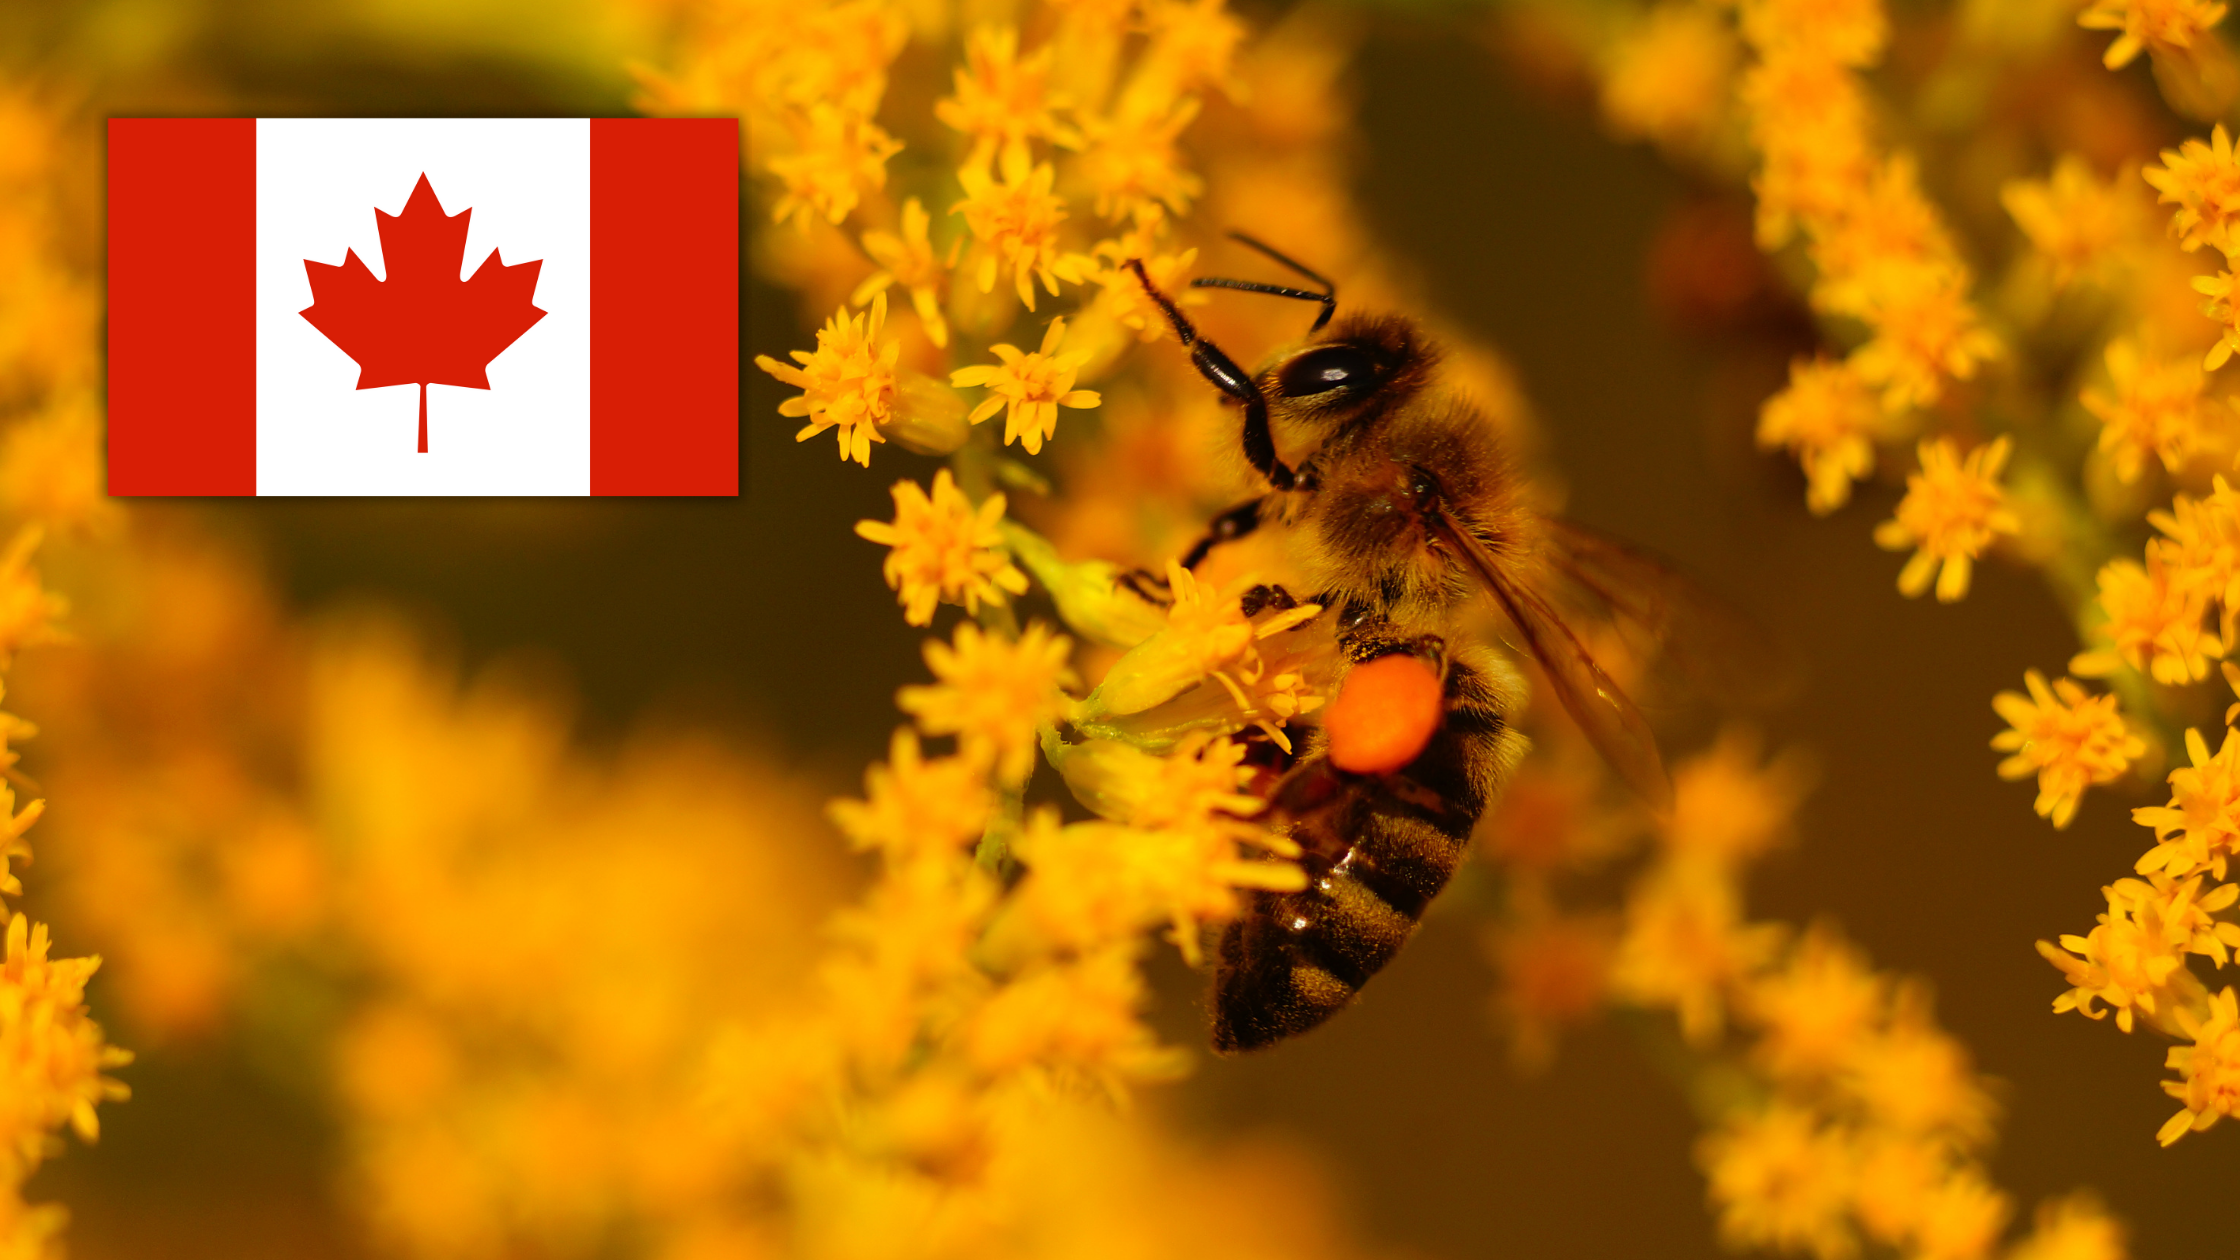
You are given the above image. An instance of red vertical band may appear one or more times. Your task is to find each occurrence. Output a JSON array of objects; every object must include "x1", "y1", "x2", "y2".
[
  {"x1": 107, "y1": 118, "x2": 258, "y2": 495},
  {"x1": 589, "y1": 118, "x2": 739, "y2": 496}
]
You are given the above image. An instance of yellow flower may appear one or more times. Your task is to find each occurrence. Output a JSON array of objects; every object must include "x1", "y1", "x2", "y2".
[
  {"x1": 1872, "y1": 436, "x2": 2020, "y2": 603},
  {"x1": 2070, "y1": 551, "x2": 2223, "y2": 685},
  {"x1": 952, "y1": 145, "x2": 1068, "y2": 309},
  {"x1": 2082, "y1": 0, "x2": 2229, "y2": 69},
  {"x1": 2002, "y1": 156, "x2": 2144, "y2": 288},
  {"x1": 1753, "y1": 150, "x2": 1870, "y2": 258},
  {"x1": 1810, "y1": 157, "x2": 1959, "y2": 296},
  {"x1": 828, "y1": 728, "x2": 996, "y2": 866},
  {"x1": 2134, "y1": 726, "x2": 2240, "y2": 878},
  {"x1": 755, "y1": 292, "x2": 899, "y2": 467},
  {"x1": 852, "y1": 198, "x2": 950, "y2": 349},
  {"x1": 933, "y1": 27, "x2": 1079, "y2": 167},
  {"x1": 2107, "y1": 872, "x2": 2240, "y2": 963},
  {"x1": 898, "y1": 621, "x2": 1077, "y2": 784},
  {"x1": 1612, "y1": 868, "x2": 1784, "y2": 1045},
  {"x1": 2081, "y1": 338, "x2": 2209, "y2": 483},
  {"x1": 1600, "y1": 2, "x2": 1739, "y2": 155},
  {"x1": 0, "y1": 527, "x2": 63, "y2": 669},
  {"x1": 2149, "y1": 480, "x2": 2240, "y2": 629},
  {"x1": 1223, "y1": 662, "x2": 1326, "y2": 754},
  {"x1": 713, "y1": 0, "x2": 906, "y2": 117},
  {"x1": 2189, "y1": 267, "x2": 2240, "y2": 370},
  {"x1": 2149, "y1": 128, "x2": 2240, "y2": 251},
  {"x1": 1840, "y1": 984, "x2": 1998, "y2": 1146},
  {"x1": 2006, "y1": 1194, "x2": 2128, "y2": 1260},
  {"x1": 854, "y1": 470, "x2": 1030, "y2": 627},
  {"x1": 2158, "y1": 984, "x2": 2240, "y2": 1143},
  {"x1": 767, "y1": 103, "x2": 903, "y2": 230},
  {"x1": 1743, "y1": 923, "x2": 1886, "y2": 1083},
  {"x1": 1843, "y1": 263, "x2": 2000, "y2": 412},
  {"x1": 824, "y1": 858, "x2": 999, "y2": 1072},
  {"x1": 0, "y1": 915, "x2": 96, "y2": 1021},
  {"x1": 1088, "y1": 564, "x2": 1264, "y2": 717},
  {"x1": 0, "y1": 785, "x2": 37, "y2": 908},
  {"x1": 997, "y1": 521, "x2": 1171, "y2": 649},
  {"x1": 0, "y1": 694, "x2": 31, "y2": 787},
  {"x1": 0, "y1": 392, "x2": 115, "y2": 534},
  {"x1": 1906, "y1": 1168, "x2": 2011, "y2": 1260},
  {"x1": 1756, "y1": 356, "x2": 1885, "y2": 516},
  {"x1": 950, "y1": 316, "x2": 1103, "y2": 454},
  {"x1": 1053, "y1": 230, "x2": 1205, "y2": 372},
  {"x1": 963, "y1": 946, "x2": 1187, "y2": 1088},
  {"x1": 1075, "y1": 563, "x2": 1327, "y2": 752},
  {"x1": 1657, "y1": 727, "x2": 1813, "y2": 872},
  {"x1": 1697, "y1": 1101, "x2": 1857, "y2": 1260},
  {"x1": 1990, "y1": 670, "x2": 2144, "y2": 829},
  {"x1": 1737, "y1": 0, "x2": 1887, "y2": 65},
  {"x1": 1850, "y1": 1134, "x2": 1945, "y2": 1247},
  {"x1": 0, "y1": 913, "x2": 130, "y2": 1167},
  {"x1": 1013, "y1": 739, "x2": 1304, "y2": 963},
  {"x1": 1134, "y1": 0, "x2": 1247, "y2": 102},
  {"x1": 1740, "y1": 58, "x2": 1873, "y2": 248},
  {"x1": 1074, "y1": 98, "x2": 1205, "y2": 222},
  {"x1": 2037, "y1": 886, "x2": 2199, "y2": 1033}
]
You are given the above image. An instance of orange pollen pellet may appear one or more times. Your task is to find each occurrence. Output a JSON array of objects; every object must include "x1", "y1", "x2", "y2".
[{"x1": 1324, "y1": 653, "x2": 1445, "y2": 774}]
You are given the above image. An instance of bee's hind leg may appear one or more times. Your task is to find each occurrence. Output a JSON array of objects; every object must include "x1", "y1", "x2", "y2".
[{"x1": 1336, "y1": 616, "x2": 1450, "y2": 675}]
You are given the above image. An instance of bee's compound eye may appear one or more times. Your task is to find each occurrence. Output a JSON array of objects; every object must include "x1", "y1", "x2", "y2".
[{"x1": 1277, "y1": 345, "x2": 1379, "y2": 397}]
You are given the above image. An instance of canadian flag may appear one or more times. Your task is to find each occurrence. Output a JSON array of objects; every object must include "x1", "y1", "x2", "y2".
[{"x1": 108, "y1": 117, "x2": 739, "y2": 496}]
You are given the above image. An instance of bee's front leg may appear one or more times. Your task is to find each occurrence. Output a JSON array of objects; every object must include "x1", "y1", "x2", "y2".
[{"x1": 1239, "y1": 583, "x2": 1300, "y2": 616}]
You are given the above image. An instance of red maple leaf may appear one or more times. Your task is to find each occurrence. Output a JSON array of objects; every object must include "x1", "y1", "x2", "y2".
[{"x1": 300, "y1": 173, "x2": 547, "y2": 453}]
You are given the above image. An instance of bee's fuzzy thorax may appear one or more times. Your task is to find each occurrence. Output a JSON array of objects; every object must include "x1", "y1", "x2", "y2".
[{"x1": 1288, "y1": 394, "x2": 1532, "y2": 619}]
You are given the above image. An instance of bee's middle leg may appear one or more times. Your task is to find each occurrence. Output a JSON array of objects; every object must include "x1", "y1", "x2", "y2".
[
  {"x1": 1117, "y1": 496, "x2": 1269, "y2": 606},
  {"x1": 1179, "y1": 497, "x2": 1265, "y2": 570}
]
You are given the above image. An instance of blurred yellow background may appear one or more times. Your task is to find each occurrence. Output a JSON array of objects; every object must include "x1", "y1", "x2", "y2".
[{"x1": 5, "y1": 0, "x2": 2238, "y2": 1255}]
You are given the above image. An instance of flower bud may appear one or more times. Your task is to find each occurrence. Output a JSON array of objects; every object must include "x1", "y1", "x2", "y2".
[
  {"x1": 1000, "y1": 522, "x2": 1169, "y2": 649},
  {"x1": 886, "y1": 371, "x2": 971, "y2": 456}
]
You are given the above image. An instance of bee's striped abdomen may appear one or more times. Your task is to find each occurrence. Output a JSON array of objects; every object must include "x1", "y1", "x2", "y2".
[{"x1": 1211, "y1": 652, "x2": 1521, "y2": 1053}]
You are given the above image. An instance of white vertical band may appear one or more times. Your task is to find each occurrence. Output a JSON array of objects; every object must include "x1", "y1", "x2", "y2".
[{"x1": 254, "y1": 118, "x2": 593, "y2": 496}]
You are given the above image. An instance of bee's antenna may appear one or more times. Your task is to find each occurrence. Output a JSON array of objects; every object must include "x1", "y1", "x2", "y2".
[
  {"x1": 1126, "y1": 258, "x2": 1298, "y2": 491},
  {"x1": 1190, "y1": 230, "x2": 1337, "y2": 332},
  {"x1": 1225, "y1": 231, "x2": 1336, "y2": 294}
]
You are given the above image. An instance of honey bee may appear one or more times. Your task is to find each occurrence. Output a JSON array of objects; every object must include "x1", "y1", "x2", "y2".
[{"x1": 1126, "y1": 236, "x2": 1741, "y2": 1052}]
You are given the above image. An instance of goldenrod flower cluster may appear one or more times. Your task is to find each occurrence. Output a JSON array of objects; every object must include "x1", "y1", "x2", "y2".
[
  {"x1": 669, "y1": 0, "x2": 1455, "y2": 1248},
  {"x1": 0, "y1": 1, "x2": 1431, "y2": 1253},
  {"x1": 0, "y1": 83, "x2": 130, "y2": 1258},
  {"x1": 856, "y1": 469, "x2": 1029, "y2": 626},
  {"x1": 1732, "y1": 0, "x2": 2000, "y2": 533},
  {"x1": 717, "y1": 0, "x2": 1261, "y2": 471},
  {"x1": 1991, "y1": 670, "x2": 2146, "y2": 829},
  {"x1": 1496, "y1": 0, "x2": 2240, "y2": 1205},
  {"x1": 1575, "y1": 0, "x2": 2240, "y2": 1159},
  {"x1": 2038, "y1": 695, "x2": 2240, "y2": 1143},
  {"x1": 26, "y1": 0, "x2": 2240, "y2": 1244},
  {"x1": 1475, "y1": 701, "x2": 2113, "y2": 1258},
  {"x1": 734, "y1": 0, "x2": 2164, "y2": 1243}
]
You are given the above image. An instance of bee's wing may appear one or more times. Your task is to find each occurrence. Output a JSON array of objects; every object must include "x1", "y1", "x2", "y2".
[
  {"x1": 1432, "y1": 517, "x2": 1674, "y2": 813},
  {"x1": 1539, "y1": 518, "x2": 1799, "y2": 711}
]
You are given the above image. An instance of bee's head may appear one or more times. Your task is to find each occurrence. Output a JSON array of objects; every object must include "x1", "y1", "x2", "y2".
[{"x1": 1257, "y1": 314, "x2": 1437, "y2": 455}]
